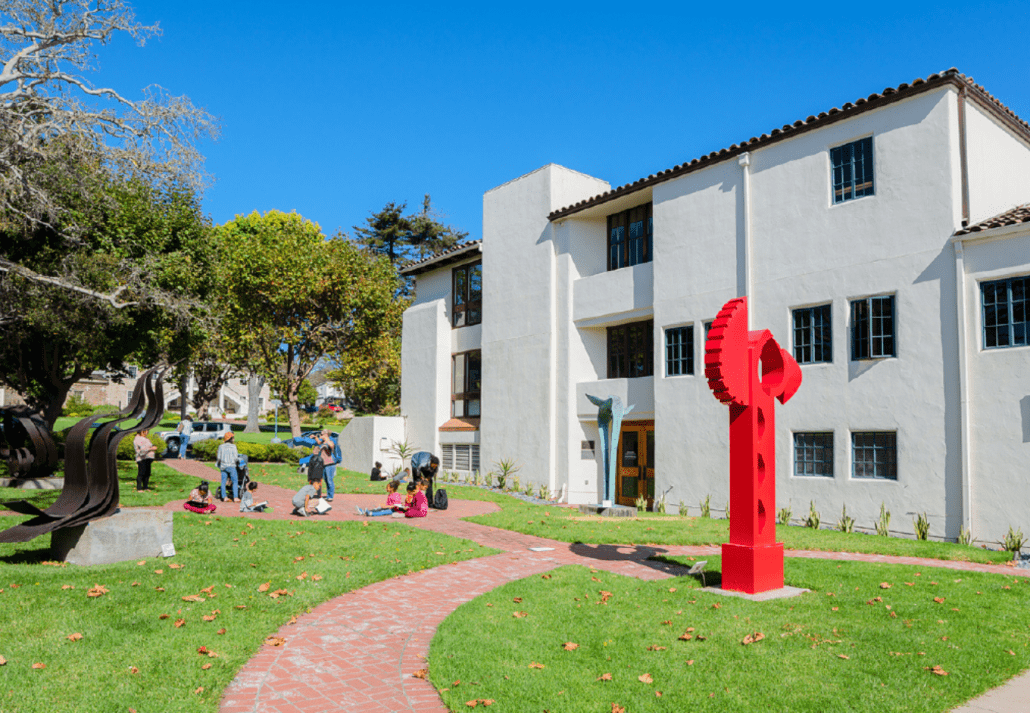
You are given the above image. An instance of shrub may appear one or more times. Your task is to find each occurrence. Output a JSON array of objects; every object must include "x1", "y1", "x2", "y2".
[
  {"x1": 634, "y1": 494, "x2": 647, "y2": 513},
  {"x1": 914, "y1": 512, "x2": 930, "y2": 541},
  {"x1": 163, "y1": 411, "x2": 181, "y2": 422},
  {"x1": 958, "y1": 526, "x2": 974, "y2": 546},
  {"x1": 266, "y1": 443, "x2": 294, "y2": 463},
  {"x1": 90, "y1": 404, "x2": 121, "y2": 417},
  {"x1": 512, "y1": 475, "x2": 520, "y2": 493},
  {"x1": 524, "y1": 483, "x2": 534, "y2": 496},
  {"x1": 62, "y1": 394, "x2": 93, "y2": 417},
  {"x1": 1003, "y1": 526, "x2": 1026, "y2": 559},
  {"x1": 677, "y1": 500, "x2": 689, "y2": 517},
  {"x1": 836, "y1": 504, "x2": 855, "y2": 533},
  {"x1": 875, "y1": 503, "x2": 891, "y2": 537},
  {"x1": 290, "y1": 446, "x2": 312, "y2": 464},
  {"x1": 805, "y1": 501, "x2": 821, "y2": 529},
  {"x1": 700, "y1": 494, "x2": 711, "y2": 519},
  {"x1": 191, "y1": 440, "x2": 219, "y2": 461},
  {"x1": 777, "y1": 505, "x2": 792, "y2": 526},
  {"x1": 236, "y1": 442, "x2": 269, "y2": 462},
  {"x1": 654, "y1": 494, "x2": 667, "y2": 514},
  {"x1": 115, "y1": 433, "x2": 167, "y2": 461}
]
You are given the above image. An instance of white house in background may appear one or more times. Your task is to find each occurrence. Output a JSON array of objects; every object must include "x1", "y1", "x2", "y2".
[
  {"x1": 161, "y1": 373, "x2": 271, "y2": 418},
  {"x1": 309, "y1": 370, "x2": 347, "y2": 407},
  {"x1": 399, "y1": 69, "x2": 1030, "y2": 544}
]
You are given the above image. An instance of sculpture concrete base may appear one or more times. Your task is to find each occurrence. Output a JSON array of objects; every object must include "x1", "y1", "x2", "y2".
[
  {"x1": 51, "y1": 508, "x2": 174, "y2": 566},
  {"x1": 702, "y1": 585, "x2": 810, "y2": 602},
  {"x1": 721, "y1": 542, "x2": 784, "y2": 594},
  {"x1": 0, "y1": 477, "x2": 64, "y2": 490},
  {"x1": 578, "y1": 504, "x2": 636, "y2": 517}
]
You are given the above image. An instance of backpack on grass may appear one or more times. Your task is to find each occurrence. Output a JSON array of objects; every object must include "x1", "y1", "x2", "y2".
[{"x1": 433, "y1": 488, "x2": 448, "y2": 511}]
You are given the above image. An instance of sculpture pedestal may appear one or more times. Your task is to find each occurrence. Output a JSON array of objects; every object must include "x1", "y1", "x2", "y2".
[
  {"x1": 721, "y1": 542, "x2": 784, "y2": 594},
  {"x1": 578, "y1": 504, "x2": 635, "y2": 518},
  {"x1": 51, "y1": 508, "x2": 174, "y2": 566}
]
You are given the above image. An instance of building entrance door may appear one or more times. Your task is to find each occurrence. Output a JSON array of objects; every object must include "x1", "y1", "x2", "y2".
[{"x1": 617, "y1": 421, "x2": 655, "y2": 508}]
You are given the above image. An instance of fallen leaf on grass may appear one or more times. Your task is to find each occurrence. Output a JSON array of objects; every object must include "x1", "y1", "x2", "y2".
[
  {"x1": 880, "y1": 582, "x2": 892, "y2": 589},
  {"x1": 234, "y1": 605, "x2": 247, "y2": 610},
  {"x1": 933, "y1": 597, "x2": 945, "y2": 604},
  {"x1": 866, "y1": 597, "x2": 883, "y2": 605},
  {"x1": 904, "y1": 582, "x2": 914, "y2": 586},
  {"x1": 174, "y1": 619, "x2": 186, "y2": 628},
  {"x1": 32, "y1": 662, "x2": 45, "y2": 670},
  {"x1": 597, "y1": 673, "x2": 612, "y2": 681},
  {"x1": 182, "y1": 595, "x2": 205, "y2": 602},
  {"x1": 679, "y1": 633, "x2": 694, "y2": 641},
  {"x1": 413, "y1": 668, "x2": 428, "y2": 679},
  {"x1": 528, "y1": 662, "x2": 545, "y2": 669},
  {"x1": 927, "y1": 665, "x2": 949, "y2": 676},
  {"x1": 312, "y1": 575, "x2": 322, "y2": 581},
  {"x1": 264, "y1": 636, "x2": 286, "y2": 647},
  {"x1": 1008, "y1": 650, "x2": 1016, "y2": 656},
  {"x1": 513, "y1": 597, "x2": 523, "y2": 603},
  {"x1": 599, "y1": 591, "x2": 613, "y2": 604},
  {"x1": 154, "y1": 587, "x2": 165, "y2": 592},
  {"x1": 137, "y1": 560, "x2": 146, "y2": 566},
  {"x1": 169, "y1": 564, "x2": 184, "y2": 570},
  {"x1": 194, "y1": 687, "x2": 204, "y2": 694},
  {"x1": 638, "y1": 673, "x2": 653, "y2": 684},
  {"x1": 661, "y1": 620, "x2": 672, "y2": 625},
  {"x1": 655, "y1": 691, "x2": 663, "y2": 698},
  {"x1": 612, "y1": 705, "x2": 626, "y2": 713},
  {"x1": 130, "y1": 581, "x2": 139, "y2": 587},
  {"x1": 199, "y1": 586, "x2": 215, "y2": 595},
  {"x1": 66, "y1": 633, "x2": 83, "y2": 642},
  {"x1": 686, "y1": 660, "x2": 694, "y2": 665},
  {"x1": 541, "y1": 574, "x2": 551, "y2": 580},
  {"x1": 128, "y1": 666, "x2": 138, "y2": 674},
  {"x1": 202, "y1": 615, "x2": 216, "y2": 622},
  {"x1": 61, "y1": 585, "x2": 73, "y2": 590},
  {"x1": 257, "y1": 582, "x2": 270, "y2": 593},
  {"x1": 741, "y1": 632, "x2": 765, "y2": 645},
  {"x1": 296, "y1": 572, "x2": 308, "y2": 581},
  {"x1": 0, "y1": 656, "x2": 5, "y2": 666},
  {"x1": 838, "y1": 654, "x2": 850, "y2": 660},
  {"x1": 197, "y1": 646, "x2": 210, "y2": 655},
  {"x1": 159, "y1": 614, "x2": 170, "y2": 620},
  {"x1": 86, "y1": 584, "x2": 109, "y2": 598},
  {"x1": 216, "y1": 628, "x2": 226, "y2": 635},
  {"x1": 591, "y1": 576, "x2": 600, "y2": 582},
  {"x1": 153, "y1": 569, "x2": 163, "y2": 575},
  {"x1": 711, "y1": 603, "x2": 721, "y2": 609},
  {"x1": 201, "y1": 663, "x2": 211, "y2": 670},
  {"x1": 647, "y1": 646, "x2": 667, "y2": 651},
  {"x1": 513, "y1": 611, "x2": 528, "y2": 618},
  {"x1": 563, "y1": 642, "x2": 579, "y2": 651},
  {"x1": 268, "y1": 589, "x2": 290, "y2": 598}
]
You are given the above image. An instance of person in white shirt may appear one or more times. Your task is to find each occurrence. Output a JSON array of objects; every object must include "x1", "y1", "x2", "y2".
[{"x1": 216, "y1": 431, "x2": 240, "y2": 502}]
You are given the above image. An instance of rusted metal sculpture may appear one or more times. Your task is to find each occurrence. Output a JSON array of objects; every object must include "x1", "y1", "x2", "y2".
[
  {"x1": 705, "y1": 298, "x2": 802, "y2": 594},
  {"x1": 0, "y1": 367, "x2": 166, "y2": 543},
  {"x1": 0, "y1": 408, "x2": 58, "y2": 479}
]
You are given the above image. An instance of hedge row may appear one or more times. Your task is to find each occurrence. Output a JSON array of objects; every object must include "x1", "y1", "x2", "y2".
[{"x1": 190, "y1": 439, "x2": 311, "y2": 464}]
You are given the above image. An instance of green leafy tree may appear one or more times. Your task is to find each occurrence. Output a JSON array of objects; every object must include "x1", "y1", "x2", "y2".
[
  {"x1": 217, "y1": 210, "x2": 401, "y2": 437},
  {"x1": 297, "y1": 378, "x2": 318, "y2": 409},
  {"x1": 0, "y1": 178, "x2": 214, "y2": 426}
]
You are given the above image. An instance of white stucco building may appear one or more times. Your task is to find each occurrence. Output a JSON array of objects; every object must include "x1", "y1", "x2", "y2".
[{"x1": 400, "y1": 69, "x2": 1030, "y2": 544}]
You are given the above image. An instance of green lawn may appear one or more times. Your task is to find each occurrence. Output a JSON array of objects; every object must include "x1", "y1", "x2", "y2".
[
  {"x1": 0, "y1": 514, "x2": 496, "y2": 713},
  {"x1": 429, "y1": 557, "x2": 1030, "y2": 712},
  {"x1": 442, "y1": 485, "x2": 1013, "y2": 565}
]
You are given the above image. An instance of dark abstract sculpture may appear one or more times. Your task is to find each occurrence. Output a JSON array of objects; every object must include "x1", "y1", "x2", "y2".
[
  {"x1": 0, "y1": 408, "x2": 58, "y2": 479},
  {"x1": 586, "y1": 394, "x2": 634, "y2": 506},
  {"x1": 705, "y1": 298, "x2": 802, "y2": 594},
  {"x1": 0, "y1": 367, "x2": 166, "y2": 543}
]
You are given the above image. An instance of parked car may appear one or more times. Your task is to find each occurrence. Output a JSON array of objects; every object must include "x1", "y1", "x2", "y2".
[{"x1": 158, "y1": 421, "x2": 233, "y2": 454}]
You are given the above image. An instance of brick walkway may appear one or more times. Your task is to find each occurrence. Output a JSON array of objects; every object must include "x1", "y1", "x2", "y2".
[{"x1": 158, "y1": 459, "x2": 1028, "y2": 712}]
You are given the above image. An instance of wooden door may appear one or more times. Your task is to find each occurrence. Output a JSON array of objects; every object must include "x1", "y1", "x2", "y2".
[{"x1": 617, "y1": 421, "x2": 655, "y2": 508}]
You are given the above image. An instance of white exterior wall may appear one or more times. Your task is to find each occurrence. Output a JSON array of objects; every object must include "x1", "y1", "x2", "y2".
[
  {"x1": 400, "y1": 284, "x2": 450, "y2": 456},
  {"x1": 965, "y1": 101, "x2": 1030, "y2": 225},
  {"x1": 336, "y1": 416, "x2": 406, "y2": 474},
  {"x1": 956, "y1": 227, "x2": 1030, "y2": 543}
]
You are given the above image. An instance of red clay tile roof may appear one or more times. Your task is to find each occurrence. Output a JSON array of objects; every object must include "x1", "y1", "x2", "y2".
[
  {"x1": 955, "y1": 203, "x2": 1030, "y2": 236},
  {"x1": 439, "y1": 417, "x2": 479, "y2": 432},
  {"x1": 398, "y1": 240, "x2": 482, "y2": 276},
  {"x1": 549, "y1": 69, "x2": 1030, "y2": 221}
]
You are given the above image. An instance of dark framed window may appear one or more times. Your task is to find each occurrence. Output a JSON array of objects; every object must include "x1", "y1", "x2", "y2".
[
  {"x1": 451, "y1": 350, "x2": 481, "y2": 418},
  {"x1": 793, "y1": 304, "x2": 832, "y2": 364},
  {"x1": 607, "y1": 320, "x2": 654, "y2": 379},
  {"x1": 608, "y1": 203, "x2": 653, "y2": 271},
  {"x1": 851, "y1": 295, "x2": 895, "y2": 359},
  {"x1": 982, "y1": 276, "x2": 1030, "y2": 349},
  {"x1": 665, "y1": 325, "x2": 694, "y2": 376},
  {"x1": 831, "y1": 137, "x2": 874, "y2": 204},
  {"x1": 794, "y1": 432, "x2": 834, "y2": 477},
  {"x1": 452, "y1": 261, "x2": 482, "y2": 328},
  {"x1": 851, "y1": 432, "x2": 897, "y2": 480}
]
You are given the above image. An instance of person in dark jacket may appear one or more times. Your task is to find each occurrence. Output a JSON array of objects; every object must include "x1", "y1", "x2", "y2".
[{"x1": 409, "y1": 451, "x2": 440, "y2": 507}]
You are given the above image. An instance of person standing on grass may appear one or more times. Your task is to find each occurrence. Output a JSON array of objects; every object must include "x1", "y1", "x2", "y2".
[
  {"x1": 217, "y1": 432, "x2": 241, "y2": 502},
  {"x1": 176, "y1": 414, "x2": 193, "y2": 459},
  {"x1": 316, "y1": 430, "x2": 338, "y2": 502},
  {"x1": 133, "y1": 429, "x2": 157, "y2": 492}
]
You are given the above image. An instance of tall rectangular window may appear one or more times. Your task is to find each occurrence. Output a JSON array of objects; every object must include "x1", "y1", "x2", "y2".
[
  {"x1": 793, "y1": 304, "x2": 832, "y2": 364},
  {"x1": 852, "y1": 295, "x2": 896, "y2": 359},
  {"x1": 452, "y1": 261, "x2": 482, "y2": 328},
  {"x1": 607, "y1": 203, "x2": 653, "y2": 271},
  {"x1": 982, "y1": 276, "x2": 1030, "y2": 349},
  {"x1": 607, "y1": 320, "x2": 654, "y2": 379},
  {"x1": 852, "y1": 432, "x2": 897, "y2": 480},
  {"x1": 793, "y1": 432, "x2": 834, "y2": 477},
  {"x1": 831, "y1": 137, "x2": 874, "y2": 204},
  {"x1": 451, "y1": 350, "x2": 481, "y2": 417},
  {"x1": 665, "y1": 325, "x2": 694, "y2": 376}
]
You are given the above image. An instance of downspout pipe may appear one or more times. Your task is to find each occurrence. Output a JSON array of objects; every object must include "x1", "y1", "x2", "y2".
[
  {"x1": 953, "y1": 239, "x2": 972, "y2": 538},
  {"x1": 739, "y1": 152, "x2": 754, "y2": 328}
]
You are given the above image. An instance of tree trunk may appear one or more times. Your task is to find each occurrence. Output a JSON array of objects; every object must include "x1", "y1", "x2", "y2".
[
  {"x1": 41, "y1": 381, "x2": 73, "y2": 429},
  {"x1": 194, "y1": 398, "x2": 212, "y2": 421},
  {"x1": 243, "y1": 371, "x2": 264, "y2": 434},
  {"x1": 286, "y1": 400, "x2": 302, "y2": 438},
  {"x1": 179, "y1": 374, "x2": 188, "y2": 420}
]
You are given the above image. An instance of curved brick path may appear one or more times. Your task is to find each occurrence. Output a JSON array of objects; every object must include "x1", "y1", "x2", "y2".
[{"x1": 159, "y1": 459, "x2": 1027, "y2": 713}]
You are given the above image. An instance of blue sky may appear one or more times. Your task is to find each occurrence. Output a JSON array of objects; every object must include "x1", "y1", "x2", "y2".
[{"x1": 100, "y1": 1, "x2": 1030, "y2": 240}]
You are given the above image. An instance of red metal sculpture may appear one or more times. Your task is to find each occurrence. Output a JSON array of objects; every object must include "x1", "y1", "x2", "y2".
[{"x1": 705, "y1": 298, "x2": 802, "y2": 593}]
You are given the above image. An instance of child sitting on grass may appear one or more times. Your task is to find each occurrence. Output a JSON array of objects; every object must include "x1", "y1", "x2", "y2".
[
  {"x1": 357, "y1": 480, "x2": 405, "y2": 517},
  {"x1": 239, "y1": 481, "x2": 269, "y2": 513},
  {"x1": 183, "y1": 481, "x2": 216, "y2": 513},
  {"x1": 404, "y1": 478, "x2": 429, "y2": 519},
  {"x1": 292, "y1": 476, "x2": 326, "y2": 517}
]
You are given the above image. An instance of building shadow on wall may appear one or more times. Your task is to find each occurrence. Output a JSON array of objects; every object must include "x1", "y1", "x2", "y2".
[{"x1": 1021, "y1": 395, "x2": 1030, "y2": 443}]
